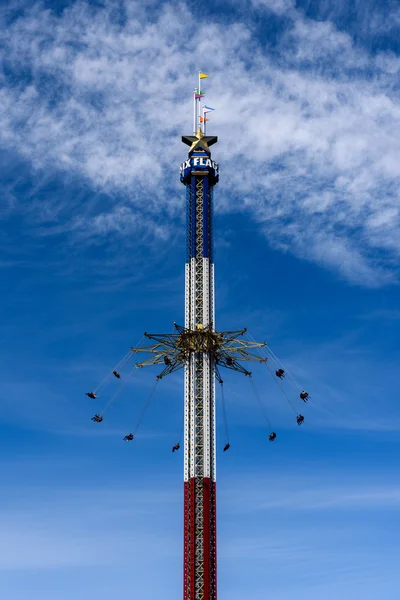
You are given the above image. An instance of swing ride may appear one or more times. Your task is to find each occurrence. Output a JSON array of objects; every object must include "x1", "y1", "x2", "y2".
[
  {"x1": 85, "y1": 329, "x2": 310, "y2": 447},
  {"x1": 84, "y1": 73, "x2": 313, "y2": 600}
]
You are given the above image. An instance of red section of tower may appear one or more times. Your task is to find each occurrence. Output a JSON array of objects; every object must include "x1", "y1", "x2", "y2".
[{"x1": 184, "y1": 479, "x2": 217, "y2": 599}]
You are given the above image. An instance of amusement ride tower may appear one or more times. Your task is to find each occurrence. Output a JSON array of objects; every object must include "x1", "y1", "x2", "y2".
[
  {"x1": 180, "y1": 125, "x2": 219, "y2": 598},
  {"x1": 87, "y1": 74, "x2": 298, "y2": 600}
]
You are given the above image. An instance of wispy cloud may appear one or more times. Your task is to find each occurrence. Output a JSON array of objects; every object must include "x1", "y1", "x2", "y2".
[
  {"x1": 251, "y1": 0, "x2": 295, "y2": 14},
  {"x1": 221, "y1": 473, "x2": 400, "y2": 512},
  {"x1": 0, "y1": 484, "x2": 181, "y2": 571},
  {"x1": 1, "y1": 0, "x2": 400, "y2": 286}
]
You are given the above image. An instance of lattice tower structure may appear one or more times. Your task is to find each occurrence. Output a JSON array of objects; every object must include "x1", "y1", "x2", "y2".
[
  {"x1": 89, "y1": 127, "x2": 268, "y2": 597},
  {"x1": 180, "y1": 128, "x2": 219, "y2": 600}
]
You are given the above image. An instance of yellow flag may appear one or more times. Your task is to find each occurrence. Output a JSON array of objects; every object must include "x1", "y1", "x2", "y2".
[{"x1": 199, "y1": 73, "x2": 209, "y2": 79}]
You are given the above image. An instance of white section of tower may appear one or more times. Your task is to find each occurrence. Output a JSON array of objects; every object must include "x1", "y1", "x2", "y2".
[{"x1": 183, "y1": 254, "x2": 216, "y2": 483}]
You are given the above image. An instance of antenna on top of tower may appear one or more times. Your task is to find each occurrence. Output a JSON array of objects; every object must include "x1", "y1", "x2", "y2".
[{"x1": 193, "y1": 71, "x2": 209, "y2": 134}]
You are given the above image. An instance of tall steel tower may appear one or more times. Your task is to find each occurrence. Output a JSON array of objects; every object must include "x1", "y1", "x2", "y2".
[
  {"x1": 129, "y1": 80, "x2": 267, "y2": 599},
  {"x1": 180, "y1": 125, "x2": 219, "y2": 600},
  {"x1": 88, "y1": 75, "x2": 272, "y2": 600}
]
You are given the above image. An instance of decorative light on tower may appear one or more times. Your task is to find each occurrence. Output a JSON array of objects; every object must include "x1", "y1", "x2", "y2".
[{"x1": 87, "y1": 72, "x2": 311, "y2": 600}]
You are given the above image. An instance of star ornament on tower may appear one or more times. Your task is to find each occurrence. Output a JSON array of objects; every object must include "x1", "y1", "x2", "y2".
[{"x1": 182, "y1": 127, "x2": 218, "y2": 152}]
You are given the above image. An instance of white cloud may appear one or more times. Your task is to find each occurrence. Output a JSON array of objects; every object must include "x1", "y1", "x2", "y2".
[
  {"x1": 251, "y1": 0, "x2": 295, "y2": 15},
  {"x1": 1, "y1": 1, "x2": 400, "y2": 285},
  {"x1": 223, "y1": 476, "x2": 400, "y2": 512}
]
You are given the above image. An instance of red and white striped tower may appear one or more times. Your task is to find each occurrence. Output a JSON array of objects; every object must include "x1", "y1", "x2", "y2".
[{"x1": 181, "y1": 123, "x2": 219, "y2": 599}]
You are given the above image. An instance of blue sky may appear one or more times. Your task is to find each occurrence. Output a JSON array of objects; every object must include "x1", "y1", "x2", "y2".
[{"x1": 1, "y1": 0, "x2": 400, "y2": 598}]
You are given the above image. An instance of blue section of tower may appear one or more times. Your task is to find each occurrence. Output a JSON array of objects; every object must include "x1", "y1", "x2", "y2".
[
  {"x1": 202, "y1": 176, "x2": 209, "y2": 259},
  {"x1": 181, "y1": 150, "x2": 219, "y2": 262},
  {"x1": 190, "y1": 176, "x2": 197, "y2": 259},
  {"x1": 186, "y1": 184, "x2": 193, "y2": 263}
]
